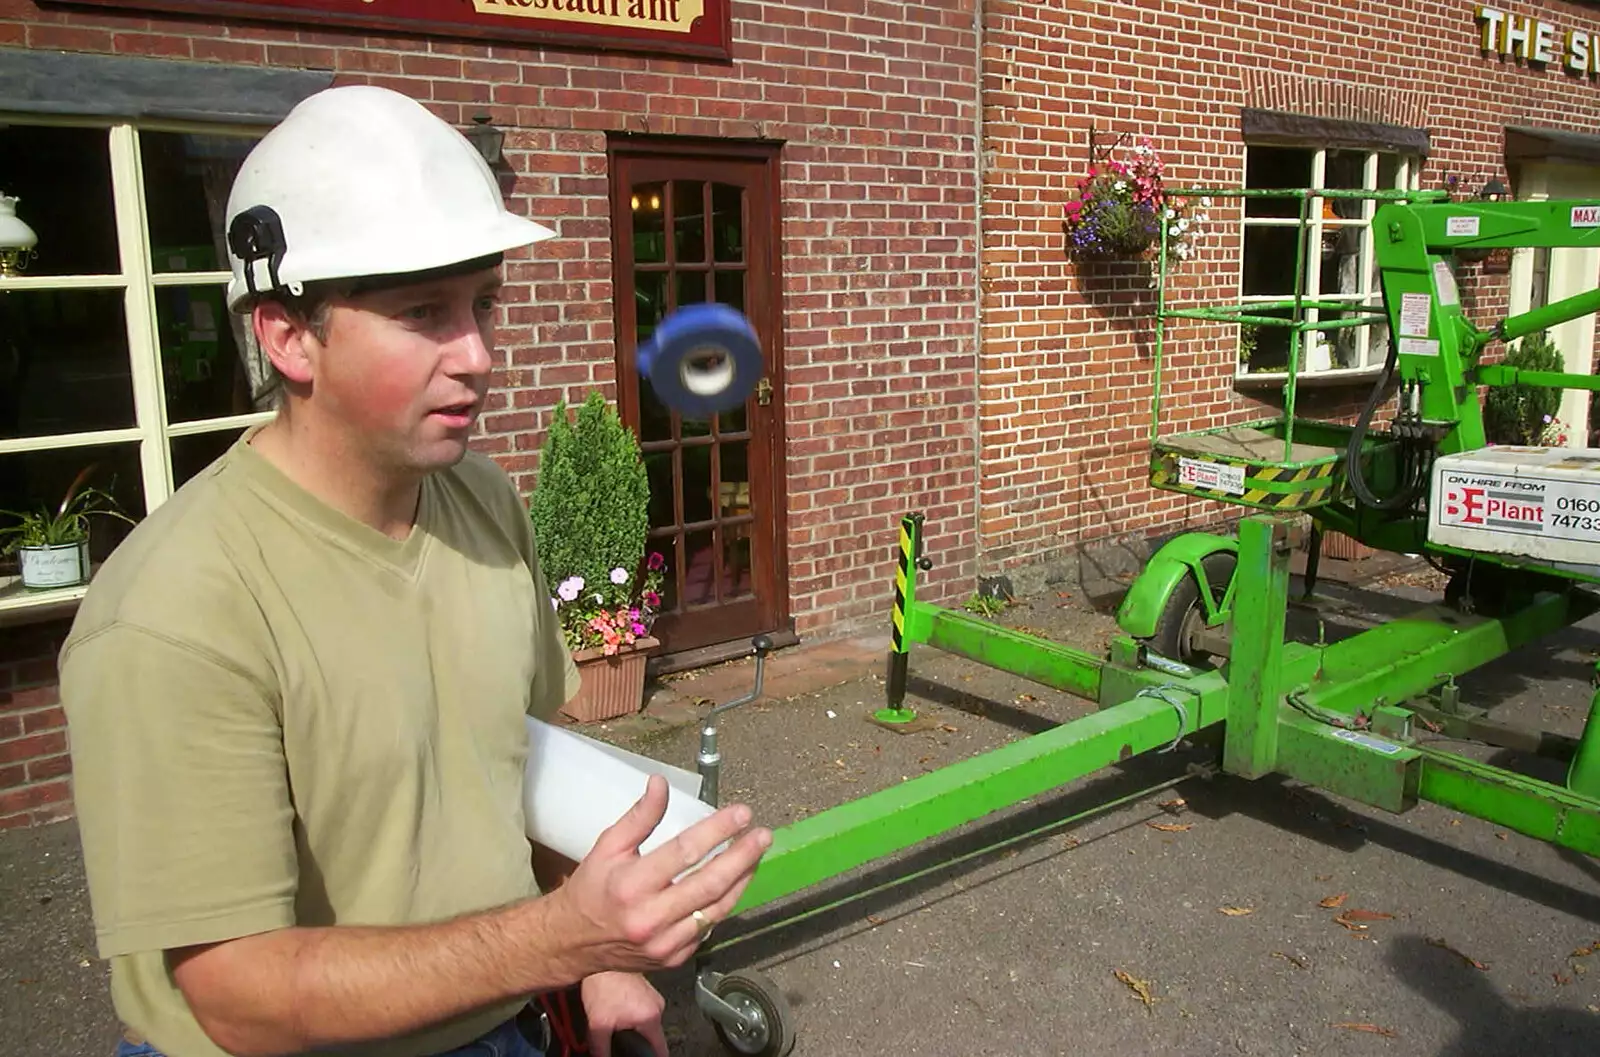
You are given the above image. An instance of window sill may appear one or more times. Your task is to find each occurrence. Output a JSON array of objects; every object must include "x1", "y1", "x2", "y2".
[
  {"x1": 1233, "y1": 365, "x2": 1387, "y2": 391},
  {"x1": 0, "y1": 576, "x2": 88, "y2": 629}
]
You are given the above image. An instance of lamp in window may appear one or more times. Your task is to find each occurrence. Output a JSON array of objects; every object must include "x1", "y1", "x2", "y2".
[
  {"x1": 465, "y1": 113, "x2": 505, "y2": 166},
  {"x1": 0, "y1": 193, "x2": 38, "y2": 278}
]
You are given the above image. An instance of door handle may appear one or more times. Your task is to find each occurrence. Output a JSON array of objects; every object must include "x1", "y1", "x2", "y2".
[{"x1": 756, "y1": 377, "x2": 773, "y2": 406}]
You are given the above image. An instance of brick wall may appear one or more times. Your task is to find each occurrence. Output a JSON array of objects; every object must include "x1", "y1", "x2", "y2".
[
  {"x1": 976, "y1": 0, "x2": 1600, "y2": 574},
  {"x1": 0, "y1": 620, "x2": 72, "y2": 829},
  {"x1": 0, "y1": 0, "x2": 980, "y2": 821}
]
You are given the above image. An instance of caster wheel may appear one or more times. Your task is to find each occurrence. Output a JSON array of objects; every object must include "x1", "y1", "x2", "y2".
[
  {"x1": 709, "y1": 970, "x2": 795, "y2": 1057},
  {"x1": 1148, "y1": 552, "x2": 1236, "y2": 669}
]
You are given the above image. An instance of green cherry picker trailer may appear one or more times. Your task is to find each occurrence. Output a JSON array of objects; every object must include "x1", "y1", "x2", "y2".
[{"x1": 686, "y1": 189, "x2": 1600, "y2": 1056}]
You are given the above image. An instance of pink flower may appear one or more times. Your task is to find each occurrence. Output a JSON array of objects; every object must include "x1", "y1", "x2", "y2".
[
  {"x1": 631, "y1": 622, "x2": 647, "y2": 635},
  {"x1": 647, "y1": 551, "x2": 666, "y2": 571}
]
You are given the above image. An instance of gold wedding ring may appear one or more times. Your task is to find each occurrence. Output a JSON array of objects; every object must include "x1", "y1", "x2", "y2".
[{"x1": 691, "y1": 908, "x2": 713, "y2": 938}]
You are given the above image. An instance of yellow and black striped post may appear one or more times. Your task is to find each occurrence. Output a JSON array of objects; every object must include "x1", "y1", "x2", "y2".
[{"x1": 880, "y1": 512, "x2": 925, "y2": 722}]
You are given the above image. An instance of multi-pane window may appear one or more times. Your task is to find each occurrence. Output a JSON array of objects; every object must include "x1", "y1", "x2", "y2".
[
  {"x1": 1239, "y1": 145, "x2": 1420, "y2": 378},
  {"x1": 0, "y1": 119, "x2": 269, "y2": 616}
]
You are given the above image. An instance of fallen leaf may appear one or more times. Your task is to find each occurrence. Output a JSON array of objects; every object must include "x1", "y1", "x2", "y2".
[
  {"x1": 1426, "y1": 937, "x2": 1489, "y2": 971},
  {"x1": 1449, "y1": 818, "x2": 1462, "y2": 826},
  {"x1": 866, "y1": 914, "x2": 884, "y2": 926},
  {"x1": 1333, "y1": 913, "x2": 1369, "y2": 932},
  {"x1": 1147, "y1": 821, "x2": 1193, "y2": 833},
  {"x1": 938, "y1": 723, "x2": 959, "y2": 733},
  {"x1": 1572, "y1": 943, "x2": 1597, "y2": 958},
  {"x1": 77, "y1": 958, "x2": 91, "y2": 968},
  {"x1": 1555, "y1": 972, "x2": 1573, "y2": 986},
  {"x1": 1315, "y1": 873, "x2": 1333, "y2": 882},
  {"x1": 1060, "y1": 835, "x2": 1081, "y2": 848},
  {"x1": 1496, "y1": 832, "x2": 1509, "y2": 841},
  {"x1": 917, "y1": 755, "x2": 935, "y2": 765},
  {"x1": 1218, "y1": 906, "x2": 1254, "y2": 917},
  {"x1": 1113, "y1": 969, "x2": 1155, "y2": 1008},
  {"x1": 1017, "y1": 693, "x2": 1037, "y2": 702},
  {"x1": 1341, "y1": 909, "x2": 1395, "y2": 922},
  {"x1": 1271, "y1": 951, "x2": 1309, "y2": 969},
  {"x1": 1587, "y1": 1004, "x2": 1599, "y2": 1014},
  {"x1": 1158, "y1": 797, "x2": 1187, "y2": 812},
  {"x1": 1333, "y1": 1022, "x2": 1397, "y2": 1038},
  {"x1": 1319, "y1": 894, "x2": 1348, "y2": 909},
  {"x1": 1573, "y1": 962, "x2": 1587, "y2": 976}
]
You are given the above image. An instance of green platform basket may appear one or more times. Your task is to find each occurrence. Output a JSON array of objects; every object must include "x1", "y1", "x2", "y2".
[{"x1": 1149, "y1": 416, "x2": 1370, "y2": 511}]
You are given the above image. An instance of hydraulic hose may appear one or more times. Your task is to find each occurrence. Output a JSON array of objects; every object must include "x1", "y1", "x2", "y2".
[{"x1": 1343, "y1": 341, "x2": 1424, "y2": 511}]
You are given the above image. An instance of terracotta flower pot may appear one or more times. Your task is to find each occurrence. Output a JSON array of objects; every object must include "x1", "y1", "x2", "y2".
[{"x1": 561, "y1": 636, "x2": 660, "y2": 723}]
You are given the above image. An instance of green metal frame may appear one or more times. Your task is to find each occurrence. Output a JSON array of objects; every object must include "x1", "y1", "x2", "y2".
[
  {"x1": 718, "y1": 191, "x2": 1600, "y2": 964},
  {"x1": 730, "y1": 511, "x2": 1600, "y2": 926}
]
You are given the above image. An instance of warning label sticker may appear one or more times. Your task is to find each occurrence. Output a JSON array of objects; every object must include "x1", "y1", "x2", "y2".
[
  {"x1": 1573, "y1": 205, "x2": 1600, "y2": 228},
  {"x1": 1178, "y1": 457, "x2": 1245, "y2": 495},
  {"x1": 1400, "y1": 293, "x2": 1431, "y2": 338}
]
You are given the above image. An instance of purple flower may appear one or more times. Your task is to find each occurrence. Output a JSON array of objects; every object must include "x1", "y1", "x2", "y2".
[
  {"x1": 647, "y1": 551, "x2": 666, "y2": 571},
  {"x1": 631, "y1": 622, "x2": 647, "y2": 635}
]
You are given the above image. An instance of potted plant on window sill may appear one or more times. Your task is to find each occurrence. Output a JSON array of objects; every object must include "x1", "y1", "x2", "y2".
[
  {"x1": 530, "y1": 391, "x2": 664, "y2": 723},
  {"x1": 1, "y1": 467, "x2": 134, "y2": 591}
]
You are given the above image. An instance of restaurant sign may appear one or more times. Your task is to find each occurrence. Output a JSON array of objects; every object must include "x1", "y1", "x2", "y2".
[{"x1": 61, "y1": 0, "x2": 731, "y2": 61}]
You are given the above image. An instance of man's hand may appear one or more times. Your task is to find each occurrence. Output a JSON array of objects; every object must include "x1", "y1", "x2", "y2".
[
  {"x1": 552, "y1": 774, "x2": 771, "y2": 975},
  {"x1": 581, "y1": 972, "x2": 668, "y2": 1057}
]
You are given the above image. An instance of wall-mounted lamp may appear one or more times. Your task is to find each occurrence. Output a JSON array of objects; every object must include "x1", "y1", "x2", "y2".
[
  {"x1": 0, "y1": 193, "x2": 38, "y2": 278},
  {"x1": 1479, "y1": 177, "x2": 1509, "y2": 202},
  {"x1": 465, "y1": 113, "x2": 505, "y2": 166}
]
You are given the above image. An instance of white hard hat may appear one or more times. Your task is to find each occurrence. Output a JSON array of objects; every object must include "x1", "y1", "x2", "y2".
[{"x1": 224, "y1": 85, "x2": 555, "y2": 311}]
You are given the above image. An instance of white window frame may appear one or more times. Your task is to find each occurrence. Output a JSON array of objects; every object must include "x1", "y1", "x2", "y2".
[
  {"x1": 1238, "y1": 145, "x2": 1421, "y2": 383},
  {"x1": 0, "y1": 116, "x2": 272, "y2": 620}
]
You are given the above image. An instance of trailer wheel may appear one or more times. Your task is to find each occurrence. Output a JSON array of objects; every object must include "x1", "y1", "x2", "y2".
[
  {"x1": 1148, "y1": 552, "x2": 1236, "y2": 668},
  {"x1": 709, "y1": 971, "x2": 795, "y2": 1057}
]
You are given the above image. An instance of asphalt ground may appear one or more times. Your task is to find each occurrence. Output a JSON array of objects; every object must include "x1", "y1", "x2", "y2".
[{"x1": 4, "y1": 566, "x2": 1600, "y2": 1056}]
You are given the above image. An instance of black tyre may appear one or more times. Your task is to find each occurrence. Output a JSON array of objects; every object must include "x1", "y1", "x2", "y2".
[
  {"x1": 1148, "y1": 552, "x2": 1237, "y2": 668},
  {"x1": 709, "y1": 971, "x2": 795, "y2": 1057}
]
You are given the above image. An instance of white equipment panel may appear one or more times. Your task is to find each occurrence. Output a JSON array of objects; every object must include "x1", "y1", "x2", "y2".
[{"x1": 1430, "y1": 446, "x2": 1600, "y2": 564}]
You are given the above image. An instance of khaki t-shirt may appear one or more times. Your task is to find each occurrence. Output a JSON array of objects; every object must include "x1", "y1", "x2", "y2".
[{"x1": 60, "y1": 428, "x2": 580, "y2": 1057}]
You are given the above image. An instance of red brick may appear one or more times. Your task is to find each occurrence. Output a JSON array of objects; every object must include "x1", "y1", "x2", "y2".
[
  {"x1": 26, "y1": 754, "x2": 72, "y2": 783},
  {"x1": 0, "y1": 763, "x2": 22, "y2": 788},
  {"x1": 0, "y1": 732, "x2": 67, "y2": 766},
  {"x1": 0, "y1": 779, "x2": 69, "y2": 815},
  {"x1": 22, "y1": 707, "x2": 65, "y2": 734},
  {"x1": 1, "y1": 685, "x2": 58, "y2": 713}
]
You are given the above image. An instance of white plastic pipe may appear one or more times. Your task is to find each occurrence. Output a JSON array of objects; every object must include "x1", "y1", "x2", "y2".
[{"x1": 523, "y1": 716, "x2": 718, "y2": 864}]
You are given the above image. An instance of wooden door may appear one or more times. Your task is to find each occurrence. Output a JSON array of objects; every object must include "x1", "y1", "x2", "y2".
[{"x1": 609, "y1": 138, "x2": 787, "y2": 659}]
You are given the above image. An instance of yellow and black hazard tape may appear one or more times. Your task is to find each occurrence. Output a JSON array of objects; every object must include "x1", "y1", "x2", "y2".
[
  {"x1": 891, "y1": 519, "x2": 913, "y2": 651},
  {"x1": 1150, "y1": 455, "x2": 1344, "y2": 511}
]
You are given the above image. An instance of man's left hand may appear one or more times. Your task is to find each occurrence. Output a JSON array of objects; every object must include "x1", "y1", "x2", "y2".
[{"x1": 580, "y1": 971, "x2": 668, "y2": 1057}]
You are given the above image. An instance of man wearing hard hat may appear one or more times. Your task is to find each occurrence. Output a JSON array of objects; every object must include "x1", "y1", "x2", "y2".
[{"x1": 59, "y1": 85, "x2": 770, "y2": 1057}]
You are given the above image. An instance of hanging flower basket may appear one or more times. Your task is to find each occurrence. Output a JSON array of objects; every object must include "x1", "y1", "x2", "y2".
[{"x1": 1063, "y1": 136, "x2": 1208, "y2": 268}]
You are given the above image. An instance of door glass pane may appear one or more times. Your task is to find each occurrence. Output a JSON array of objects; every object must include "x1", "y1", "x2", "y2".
[
  {"x1": 0, "y1": 442, "x2": 144, "y2": 582},
  {"x1": 677, "y1": 270, "x2": 707, "y2": 307},
  {"x1": 156, "y1": 284, "x2": 255, "y2": 422},
  {"x1": 638, "y1": 378, "x2": 674, "y2": 443},
  {"x1": 719, "y1": 440, "x2": 749, "y2": 516},
  {"x1": 642, "y1": 448, "x2": 676, "y2": 524},
  {"x1": 681, "y1": 443, "x2": 713, "y2": 525},
  {"x1": 635, "y1": 270, "x2": 666, "y2": 343},
  {"x1": 0, "y1": 125, "x2": 118, "y2": 277},
  {"x1": 720, "y1": 402, "x2": 747, "y2": 434},
  {"x1": 673, "y1": 181, "x2": 706, "y2": 264},
  {"x1": 141, "y1": 132, "x2": 256, "y2": 274},
  {"x1": 1244, "y1": 147, "x2": 1313, "y2": 219},
  {"x1": 714, "y1": 270, "x2": 745, "y2": 312},
  {"x1": 0, "y1": 289, "x2": 134, "y2": 439},
  {"x1": 722, "y1": 523, "x2": 753, "y2": 600},
  {"x1": 171, "y1": 426, "x2": 246, "y2": 487},
  {"x1": 1319, "y1": 228, "x2": 1362, "y2": 297},
  {"x1": 712, "y1": 183, "x2": 744, "y2": 263},
  {"x1": 681, "y1": 527, "x2": 716, "y2": 607},
  {"x1": 632, "y1": 183, "x2": 666, "y2": 264}
]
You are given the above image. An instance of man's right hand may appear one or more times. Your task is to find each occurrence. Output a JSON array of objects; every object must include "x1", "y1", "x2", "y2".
[{"x1": 552, "y1": 775, "x2": 772, "y2": 975}]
